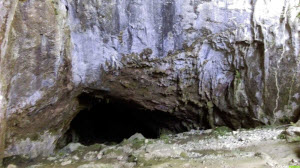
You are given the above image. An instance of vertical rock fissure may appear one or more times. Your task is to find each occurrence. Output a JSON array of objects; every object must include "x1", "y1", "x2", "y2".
[{"x1": 0, "y1": 0, "x2": 19, "y2": 165}]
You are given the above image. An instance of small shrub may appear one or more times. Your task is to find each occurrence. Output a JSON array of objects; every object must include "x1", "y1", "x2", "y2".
[
  {"x1": 89, "y1": 143, "x2": 103, "y2": 151},
  {"x1": 212, "y1": 126, "x2": 232, "y2": 137},
  {"x1": 128, "y1": 155, "x2": 137, "y2": 162},
  {"x1": 290, "y1": 122, "x2": 297, "y2": 127},
  {"x1": 160, "y1": 134, "x2": 170, "y2": 143},
  {"x1": 277, "y1": 133, "x2": 286, "y2": 139},
  {"x1": 180, "y1": 152, "x2": 188, "y2": 158},
  {"x1": 131, "y1": 139, "x2": 145, "y2": 149},
  {"x1": 120, "y1": 139, "x2": 129, "y2": 146},
  {"x1": 104, "y1": 149, "x2": 123, "y2": 155}
]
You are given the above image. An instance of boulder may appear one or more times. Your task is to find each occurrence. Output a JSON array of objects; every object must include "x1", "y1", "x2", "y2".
[
  {"x1": 283, "y1": 126, "x2": 300, "y2": 142},
  {"x1": 128, "y1": 133, "x2": 145, "y2": 142}
]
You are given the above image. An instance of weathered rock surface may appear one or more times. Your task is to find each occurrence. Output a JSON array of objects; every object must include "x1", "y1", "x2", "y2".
[
  {"x1": 0, "y1": 0, "x2": 299, "y2": 159},
  {"x1": 283, "y1": 126, "x2": 300, "y2": 142}
]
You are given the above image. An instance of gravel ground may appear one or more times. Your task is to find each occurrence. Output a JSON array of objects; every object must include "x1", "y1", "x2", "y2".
[{"x1": 4, "y1": 127, "x2": 300, "y2": 168}]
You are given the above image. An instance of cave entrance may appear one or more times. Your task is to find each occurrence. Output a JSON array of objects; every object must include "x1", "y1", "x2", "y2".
[{"x1": 61, "y1": 93, "x2": 184, "y2": 146}]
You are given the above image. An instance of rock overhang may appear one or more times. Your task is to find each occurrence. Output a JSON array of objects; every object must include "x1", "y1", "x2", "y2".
[{"x1": 0, "y1": 0, "x2": 299, "y2": 160}]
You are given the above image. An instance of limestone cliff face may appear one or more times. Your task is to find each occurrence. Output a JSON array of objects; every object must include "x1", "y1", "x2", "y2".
[{"x1": 0, "y1": 0, "x2": 299, "y2": 158}]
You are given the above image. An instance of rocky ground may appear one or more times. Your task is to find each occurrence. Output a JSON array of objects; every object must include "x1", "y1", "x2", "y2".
[{"x1": 4, "y1": 126, "x2": 300, "y2": 168}]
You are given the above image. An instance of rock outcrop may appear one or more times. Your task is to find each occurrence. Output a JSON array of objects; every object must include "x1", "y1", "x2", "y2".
[{"x1": 0, "y1": 0, "x2": 299, "y2": 160}]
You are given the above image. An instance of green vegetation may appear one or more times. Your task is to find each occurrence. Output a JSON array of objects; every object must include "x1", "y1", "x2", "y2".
[
  {"x1": 180, "y1": 152, "x2": 188, "y2": 158},
  {"x1": 235, "y1": 70, "x2": 241, "y2": 85},
  {"x1": 279, "y1": 116, "x2": 291, "y2": 124},
  {"x1": 287, "y1": 136, "x2": 300, "y2": 142},
  {"x1": 89, "y1": 144, "x2": 103, "y2": 151},
  {"x1": 51, "y1": 0, "x2": 59, "y2": 15},
  {"x1": 120, "y1": 139, "x2": 130, "y2": 146},
  {"x1": 104, "y1": 149, "x2": 123, "y2": 155},
  {"x1": 159, "y1": 129, "x2": 173, "y2": 143},
  {"x1": 54, "y1": 8, "x2": 58, "y2": 15},
  {"x1": 30, "y1": 134, "x2": 40, "y2": 141},
  {"x1": 277, "y1": 133, "x2": 286, "y2": 139},
  {"x1": 207, "y1": 101, "x2": 214, "y2": 108},
  {"x1": 127, "y1": 155, "x2": 137, "y2": 162},
  {"x1": 290, "y1": 122, "x2": 298, "y2": 127},
  {"x1": 129, "y1": 155, "x2": 165, "y2": 167},
  {"x1": 57, "y1": 151, "x2": 66, "y2": 157},
  {"x1": 131, "y1": 139, "x2": 145, "y2": 150},
  {"x1": 160, "y1": 134, "x2": 171, "y2": 144},
  {"x1": 212, "y1": 126, "x2": 232, "y2": 137},
  {"x1": 106, "y1": 141, "x2": 117, "y2": 146},
  {"x1": 146, "y1": 140, "x2": 154, "y2": 145}
]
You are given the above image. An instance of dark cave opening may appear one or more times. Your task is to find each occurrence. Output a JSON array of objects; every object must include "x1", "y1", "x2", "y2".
[{"x1": 60, "y1": 93, "x2": 185, "y2": 146}]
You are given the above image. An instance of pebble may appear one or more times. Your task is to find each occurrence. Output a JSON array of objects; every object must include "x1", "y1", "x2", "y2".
[
  {"x1": 291, "y1": 159, "x2": 298, "y2": 163},
  {"x1": 61, "y1": 160, "x2": 72, "y2": 166},
  {"x1": 97, "y1": 152, "x2": 103, "y2": 160},
  {"x1": 117, "y1": 156, "x2": 124, "y2": 161},
  {"x1": 47, "y1": 157, "x2": 56, "y2": 161},
  {"x1": 72, "y1": 155, "x2": 80, "y2": 160},
  {"x1": 84, "y1": 151, "x2": 98, "y2": 161},
  {"x1": 7, "y1": 164, "x2": 17, "y2": 168}
]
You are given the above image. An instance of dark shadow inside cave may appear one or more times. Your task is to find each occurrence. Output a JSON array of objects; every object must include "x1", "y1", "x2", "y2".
[{"x1": 59, "y1": 93, "x2": 186, "y2": 147}]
